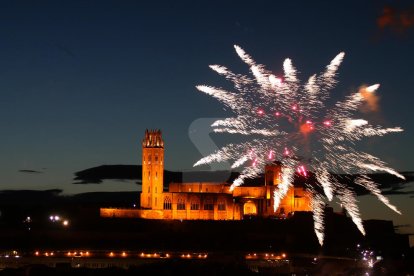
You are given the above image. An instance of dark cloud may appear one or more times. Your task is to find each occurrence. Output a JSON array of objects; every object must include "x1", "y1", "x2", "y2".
[
  {"x1": 394, "y1": 224, "x2": 411, "y2": 229},
  {"x1": 73, "y1": 165, "x2": 140, "y2": 184},
  {"x1": 382, "y1": 189, "x2": 414, "y2": 196},
  {"x1": 18, "y1": 169, "x2": 43, "y2": 174},
  {"x1": 73, "y1": 165, "x2": 414, "y2": 198},
  {"x1": 73, "y1": 165, "x2": 238, "y2": 185}
]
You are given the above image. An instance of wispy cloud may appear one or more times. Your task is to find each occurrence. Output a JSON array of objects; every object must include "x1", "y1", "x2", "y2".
[{"x1": 18, "y1": 169, "x2": 43, "y2": 174}]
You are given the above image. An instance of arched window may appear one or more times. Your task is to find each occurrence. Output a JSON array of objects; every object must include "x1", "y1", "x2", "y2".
[
  {"x1": 163, "y1": 196, "x2": 172, "y2": 210},
  {"x1": 177, "y1": 198, "x2": 185, "y2": 210}
]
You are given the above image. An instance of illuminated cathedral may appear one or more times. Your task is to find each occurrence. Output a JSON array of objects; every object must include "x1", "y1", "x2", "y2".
[{"x1": 100, "y1": 129, "x2": 312, "y2": 220}]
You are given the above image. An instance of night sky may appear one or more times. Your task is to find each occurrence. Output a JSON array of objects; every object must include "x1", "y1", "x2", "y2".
[{"x1": 0, "y1": 1, "x2": 413, "y2": 242}]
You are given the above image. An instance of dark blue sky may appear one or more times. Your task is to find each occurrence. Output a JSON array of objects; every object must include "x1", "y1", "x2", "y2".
[{"x1": 0, "y1": 0, "x2": 413, "y2": 199}]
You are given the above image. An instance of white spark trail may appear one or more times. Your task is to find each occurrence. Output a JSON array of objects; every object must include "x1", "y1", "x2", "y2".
[
  {"x1": 336, "y1": 186, "x2": 366, "y2": 235},
  {"x1": 194, "y1": 45, "x2": 404, "y2": 246}
]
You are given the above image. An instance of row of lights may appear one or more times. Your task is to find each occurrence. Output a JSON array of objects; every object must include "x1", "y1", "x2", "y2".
[
  {"x1": 35, "y1": 251, "x2": 54, "y2": 257},
  {"x1": 138, "y1": 252, "x2": 168, "y2": 258},
  {"x1": 180, "y1": 253, "x2": 208, "y2": 259},
  {"x1": 49, "y1": 215, "x2": 70, "y2": 227},
  {"x1": 0, "y1": 251, "x2": 20, "y2": 258},
  {"x1": 245, "y1": 252, "x2": 287, "y2": 260},
  {"x1": 33, "y1": 251, "x2": 208, "y2": 259},
  {"x1": 67, "y1": 251, "x2": 90, "y2": 257}
]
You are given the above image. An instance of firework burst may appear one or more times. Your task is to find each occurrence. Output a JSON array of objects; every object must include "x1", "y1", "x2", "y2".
[{"x1": 194, "y1": 45, "x2": 404, "y2": 245}]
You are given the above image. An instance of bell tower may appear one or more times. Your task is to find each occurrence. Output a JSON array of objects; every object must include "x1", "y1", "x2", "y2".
[
  {"x1": 140, "y1": 129, "x2": 164, "y2": 209},
  {"x1": 265, "y1": 161, "x2": 282, "y2": 186},
  {"x1": 264, "y1": 161, "x2": 283, "y2": 214}
]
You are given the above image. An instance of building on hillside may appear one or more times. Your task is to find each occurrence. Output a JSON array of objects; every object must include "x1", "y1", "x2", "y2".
[{"x1": 100, "y1": 129, "x2": 312, "y2": 220}]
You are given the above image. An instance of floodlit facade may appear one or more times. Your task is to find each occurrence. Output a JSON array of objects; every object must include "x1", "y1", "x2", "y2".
[{"x1": 100, "y1": 129, "x2": 312, "y2": 220}]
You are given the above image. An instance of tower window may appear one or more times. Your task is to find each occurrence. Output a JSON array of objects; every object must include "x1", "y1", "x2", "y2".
[
  {"x1": 203, "y1": 199, "x2": 214, "y2": 211},
  {"x1": 163, "y1": 197, "x2": 172, "y2": 210},
  {"x1": 218, "y1": 201, "x2": 226, "y2": 211},
  {"x1": 177, "y1": 198, "x2": 185, "y2": 210},
  {"x1": 148, "y1": 187, "x2": 150, "y2": 193}
]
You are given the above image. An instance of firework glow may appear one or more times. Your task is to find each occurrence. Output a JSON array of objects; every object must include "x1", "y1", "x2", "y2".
[{"x1": 194, "y1": 45, "x2": 404, "y2": 245}]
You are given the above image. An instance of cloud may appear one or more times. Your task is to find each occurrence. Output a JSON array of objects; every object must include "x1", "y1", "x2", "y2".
[
  {"x1": 377, "y1": 5, "x2": 414, "y2": 34},
  {"x1": 18, "y1": 169, "x2": 43, "y2": 174}
]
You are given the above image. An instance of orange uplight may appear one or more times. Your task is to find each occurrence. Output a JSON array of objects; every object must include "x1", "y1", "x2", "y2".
[
  {"x1": 109, "y1": 252, "x2": 114, "y2": 257},
  {"x1": 35, "y1": 251, "x2": 39, "y2": 256}
]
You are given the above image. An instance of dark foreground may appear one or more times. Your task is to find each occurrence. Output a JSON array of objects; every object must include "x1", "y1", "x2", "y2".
[{"x1": 0, "y1": 193, "x2": 412, "y2": 275}]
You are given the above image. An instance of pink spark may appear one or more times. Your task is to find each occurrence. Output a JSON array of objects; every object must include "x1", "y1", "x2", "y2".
[
  {"x1": 268, "y1": 150, "x2": 274, "y2": 160},
  {"x1": 252, "y1": 158, "x2": 257, "y2": 167},
  {"x1": 297, "y1": 165, "x2": 307, "y2": 177},
  {"x1": 323, "y1": 120, "x2": 332, "y2": 126},
  {"x1": 257, "y1": 109, "x2": 265, "y2": 115}
]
